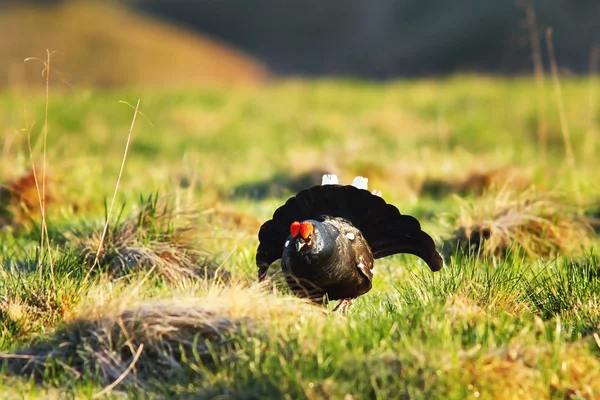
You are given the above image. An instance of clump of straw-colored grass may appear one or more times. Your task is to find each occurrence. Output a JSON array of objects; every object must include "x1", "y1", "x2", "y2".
[
  {"x1": 76, "y1": 194, "x2": 227, "y2": 282},
  {"x1": 443, "y1": 186, "x2": 593, "y2": 260}
]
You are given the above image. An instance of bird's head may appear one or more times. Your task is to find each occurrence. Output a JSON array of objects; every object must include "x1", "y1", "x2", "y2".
[{"x1": 289, "y1": 220, "x2": 316, "y2": 252}]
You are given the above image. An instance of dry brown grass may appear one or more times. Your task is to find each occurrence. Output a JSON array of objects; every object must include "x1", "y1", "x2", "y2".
[
  {"x1": 0, "y1": 168, "x2": 57, "y2": 228},
  {"x1": 0, "y1": 284, "x2": 326, "y2": 389},
  {"x1": 443, "y1": 186, "x2": 594, "y2": 260},
  {"x1": 75, "y1": 196, "x2": 227, "y2": 282}
]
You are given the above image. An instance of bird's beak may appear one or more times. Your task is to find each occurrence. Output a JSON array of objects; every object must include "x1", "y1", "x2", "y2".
[{"x1": 295, "y1": 240, "x2": 305, "y2": 252}]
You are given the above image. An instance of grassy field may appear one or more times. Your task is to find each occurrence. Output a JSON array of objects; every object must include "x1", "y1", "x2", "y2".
[{"x1": 0, "y1": 75, "x2": 599, "y2": 399}]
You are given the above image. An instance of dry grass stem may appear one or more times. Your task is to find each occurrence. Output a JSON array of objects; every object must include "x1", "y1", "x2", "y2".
[
  {"x1": 92, "y1": 344, "x2": 144, "y2": 398},
  {"x1": 24, "y1": 50, "x2": 57, "y2": 288},
  {"x1": 523, "y1": 1, "x2": 547, "y2": 159},
  {"x1": 545, "y1": 29, "x2": 575, "y2": 169},
  {"x1": 585, "y1": 44, "x2": 599, "y2": 162},
  {"x1": 86, "y1": 99, "x2": 141, "y2": 283}
]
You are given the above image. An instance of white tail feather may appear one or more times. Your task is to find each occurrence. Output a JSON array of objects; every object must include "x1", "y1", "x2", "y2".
[
  {"x1": 351, "y1": 176, "x2": 369, "y2": 190},
  {"x1": 321, "y1": 174, "x2": 381, "y2": 195},
  {"x1": 321, "y1": 174, "x2": 339, "y2": 185}
]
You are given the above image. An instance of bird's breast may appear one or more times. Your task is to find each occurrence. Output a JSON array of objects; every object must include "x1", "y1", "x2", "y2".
[{"x1": 282, "y1": 240, "x2": 358, "y2": 287}]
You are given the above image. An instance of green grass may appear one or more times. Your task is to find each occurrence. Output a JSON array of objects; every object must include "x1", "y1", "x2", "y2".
[{"x1": 0, "y1": 75, "x2": 599, "y2": 399}]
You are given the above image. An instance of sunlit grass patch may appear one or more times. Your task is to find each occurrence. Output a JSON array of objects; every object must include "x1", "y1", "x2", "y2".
[
  {"x1": 0, "y1": 249, "x2": 90, "y2": 344},
  {"x1": 457, "y1": 338, "x2": 600, "y2": 399}
]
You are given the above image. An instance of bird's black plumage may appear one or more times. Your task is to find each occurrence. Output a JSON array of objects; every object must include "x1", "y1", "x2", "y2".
[{"x1": 256, "y1": 181, "x2": 443, "y2": 309}]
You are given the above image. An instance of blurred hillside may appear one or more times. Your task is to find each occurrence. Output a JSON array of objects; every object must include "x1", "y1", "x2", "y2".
[
  {"x1": 0, "y1": 1, "x2": 267, "y2": 89},
  {"x1": 1, "y1": 0, "x2": 598, "y2": 84},
  {"x1": 134, "y1": 0, "x2": 599, "y2": 78}
]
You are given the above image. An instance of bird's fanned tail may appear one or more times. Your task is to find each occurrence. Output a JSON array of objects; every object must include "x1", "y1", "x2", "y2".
[{"x1": 256, "y1": 174, "x2": 443, "y2": 278}]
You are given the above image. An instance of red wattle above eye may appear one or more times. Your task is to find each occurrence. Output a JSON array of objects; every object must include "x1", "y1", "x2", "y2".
[
  {"x1": 300, "y1": 221, "x2": 313, "y2": 239},
  {"x1": 290, "y1": 221, "x2": 300, "y2": 237}
]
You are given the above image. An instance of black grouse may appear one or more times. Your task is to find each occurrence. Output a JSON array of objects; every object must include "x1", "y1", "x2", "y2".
[{"x1": 256, "y1": 174, "x2": 443, "y2": 311}]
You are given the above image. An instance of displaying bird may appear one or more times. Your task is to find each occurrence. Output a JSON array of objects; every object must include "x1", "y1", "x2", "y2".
[{"x1": 256, "y1": 174, "x2": 443, "y2": 312}]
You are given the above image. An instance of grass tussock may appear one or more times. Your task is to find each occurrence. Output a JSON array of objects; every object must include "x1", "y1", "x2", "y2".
[
  {"x1": 525, "y1": 256, "x2": 600, "y2": 330},
  {"x1": 76, "y1": 194, "x2": 227, "y2": 282},
  {"x1": 0, "y1": 250, "x2": 91, "y2": 342},
  {"x1": 1, "y1": 284, "x2": 326, "y2": 388},
  {"x1": 443, "y1": 186, "x2": 593, "y2": 260}
]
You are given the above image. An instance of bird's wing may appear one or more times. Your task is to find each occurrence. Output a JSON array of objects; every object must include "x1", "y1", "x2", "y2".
[{"x1": 349, "y1": 231, "x2": 375, "y2": 281}]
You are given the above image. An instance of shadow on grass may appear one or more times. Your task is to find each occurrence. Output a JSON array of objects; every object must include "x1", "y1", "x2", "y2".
[
  {"x1": 230, "y1": 169, "x2": 328, "y2": 200},
  {"x1": 418, "y1": 168, "x2": 530, "y2": 200},
  {"x1": 585, "y1": 203, "x2": 600, "y2": 234}
]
